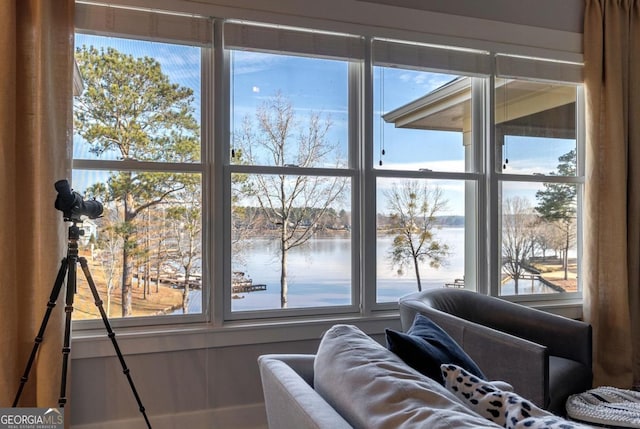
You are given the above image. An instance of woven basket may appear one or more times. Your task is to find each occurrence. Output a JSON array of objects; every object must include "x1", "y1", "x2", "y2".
[{"x1": 566, "y1": 386, "x2": 640, "y2": 428}]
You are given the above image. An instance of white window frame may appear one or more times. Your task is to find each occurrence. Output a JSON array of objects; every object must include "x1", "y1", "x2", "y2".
[
  {"x1": 487, "y1": 56, "x2": 585, "y2": 304},
  {"x1": 73, "y1": 4, "x2": 213, "y2": 329},
  {"x1": 222, "y1": 21, "x2": 363, "y2": 320},
  {"x1": 72, "y1": 5, "x2": 585, "y2": 332}
]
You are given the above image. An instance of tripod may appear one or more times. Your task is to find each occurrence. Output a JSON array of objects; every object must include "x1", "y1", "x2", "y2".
[{"x1": 13, "y1": 219, "x2": 152, "y2": 429}]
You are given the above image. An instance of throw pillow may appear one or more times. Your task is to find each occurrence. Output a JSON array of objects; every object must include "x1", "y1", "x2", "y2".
[
  {"x1": 386, "y1": 313, "x2": 486, "y2": 384},
  {"x1": 441, "y1": 364, "x2": 592, "y2": 429},
  {"x1": 313, "y1": 324, "x2": 504, "y2": 429}
]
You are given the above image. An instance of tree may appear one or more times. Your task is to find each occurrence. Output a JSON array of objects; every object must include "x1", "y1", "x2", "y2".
[
  {"x1": 384, "y1": 181, "x2": 450, "y2": 292},
  {"x1": 502, "y1": 196, "x2": 538, "y2": 294},
  {"x1": 234, "y1": 92, "x2": 346, "y2": 308},
  {"x1": 92, "y1": 210, "x2": 123, "y2": 318},
  {"x1": 166, "y1": 187, "x2": 202, "y2": 313},
  {"x1": 74, "y1": 46, "x2": 200, "y2": 316},
  {"x1": 535, "y1": 149, "x2": 577, "y2": 280}
]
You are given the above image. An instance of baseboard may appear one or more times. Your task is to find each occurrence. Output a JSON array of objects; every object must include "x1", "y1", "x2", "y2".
[{"x1": 70, "y1": 402, "x2": 267, "y2": 429}]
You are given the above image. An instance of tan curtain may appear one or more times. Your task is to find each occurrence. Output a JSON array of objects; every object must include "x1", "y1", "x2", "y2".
[
  {"x1": 583, "y1": 0, "x2": 640, "y2": 388},
  {"x1": 0, "y1": 0, "x2": 74, "y2": 408}
]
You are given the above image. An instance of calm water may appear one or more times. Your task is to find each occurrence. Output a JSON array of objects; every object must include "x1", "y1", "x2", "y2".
[
  {"x1": 180, "y1": 227, "x2": 559, "y2": 313},
  {"x1": 230, "y1": 228, "x2": 466, "y2": 311}
]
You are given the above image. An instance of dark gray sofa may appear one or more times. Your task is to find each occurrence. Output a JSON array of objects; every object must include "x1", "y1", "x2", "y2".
[{"x1": 398, "y1": 288, "x2": 593, "y2": 415}]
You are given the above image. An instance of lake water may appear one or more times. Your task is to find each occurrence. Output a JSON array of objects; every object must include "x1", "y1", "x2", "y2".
[
  {"x1": 180, "y1": 227, "x2": 559, "y2": 313},
  {"x1": 228, "y1": 228, "x2": 468, "y2": 311}
]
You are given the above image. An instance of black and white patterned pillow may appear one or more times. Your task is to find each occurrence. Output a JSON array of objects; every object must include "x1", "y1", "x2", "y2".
[{"x1": 440, "y1": 364, "x2": 592, "y2": 429}]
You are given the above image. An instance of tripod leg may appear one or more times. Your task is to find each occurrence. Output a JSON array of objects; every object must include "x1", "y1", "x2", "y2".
[
  {"x1": 78, "y1": 257, "x2": 152, "y2": 429},
  {"x1": 13, "y1": 258, "x2": 68, "y2": 407},
  {"x1": 58, "y1": 252, "x2": 77, "y2": 408}
]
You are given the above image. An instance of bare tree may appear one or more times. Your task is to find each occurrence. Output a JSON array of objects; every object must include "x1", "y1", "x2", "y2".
[
  {"x1": 91, "y1": 208, "x2": 124, "y2": 317},
  {"x1": 502, "y1": 196, "x2": 538, "y2": 294},
  {"x1": 235, "y1": 92, "x2": 346, "y2": 308},
  {"x1": 384, "y1": 180, "x2": 450, "y2": 292},
  {"x1": 166, "y1": 188, "x2": 202, "y2": 313}
]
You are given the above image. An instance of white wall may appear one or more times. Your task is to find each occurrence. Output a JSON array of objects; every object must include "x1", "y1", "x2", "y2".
[
  {"x1": 69, "y1": 325, "x2": 391, "y2": 428},
  {"x1": 69, "y1": 1, "x2": 584, "y2": 427},
  {"x1": 70, "y1": 339, "x2": 318, "y2": 428}
]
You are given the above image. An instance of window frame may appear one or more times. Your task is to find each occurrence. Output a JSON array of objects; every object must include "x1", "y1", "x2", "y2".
[
  {"x1": 72, "y1": 8, "x2": 213, "y2": 329},
  {"x1": 222, "y1": 23, "x2": 362, "y2": 320},
  {"x1": 368, "y1": 39, "x2": 489, "y2": 306},
  {"x1": 72, "y1": 6, "x2": 585, "y2": 332},
  {"x1": 487, "y1": 68, "x2": 585, "y2": 303}
]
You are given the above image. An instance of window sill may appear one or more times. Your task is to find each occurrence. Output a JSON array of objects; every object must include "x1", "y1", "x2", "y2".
[
  {"x1": 70, "y1": 299, "x2": 583, "y2": 360},
  {"x1": 70, "y1": 311, "x2": 403, "y2": 359}
]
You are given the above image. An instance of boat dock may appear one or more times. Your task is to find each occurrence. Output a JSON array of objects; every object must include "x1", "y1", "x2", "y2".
[{"x1": 232, "y1": 271, "x2": 267, "y2": 294}]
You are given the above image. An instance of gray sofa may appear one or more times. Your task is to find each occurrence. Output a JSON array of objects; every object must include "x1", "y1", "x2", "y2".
[
  {"x1": 398, "y1": 288, "x2": 593, "y2": 415},
  {"x1": 258, "y1": 323, "x2": 592, "y2": 429},
  {"x1": 258, "y1": 325, "x2": 507, "y2": 429}
]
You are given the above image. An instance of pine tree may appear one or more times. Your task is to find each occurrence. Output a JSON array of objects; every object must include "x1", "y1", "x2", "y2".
[
  {"x1": 535, "y1": 150, "x2": 577, "y2": 280},
  {"x1": 74, "y1": 46, "x2": 200, "y2": 316}
]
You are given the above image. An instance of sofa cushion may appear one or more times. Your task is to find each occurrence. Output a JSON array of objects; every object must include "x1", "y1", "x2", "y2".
[
  {"x1": 441, "y1": 364, "x2": 592, "y2": 429},
  {"x1": 313, "y1": 324, "x2": 503, "y2": 429},
  {"x1": 386, "y1": 313, "x2": 486, "y2": 384}
]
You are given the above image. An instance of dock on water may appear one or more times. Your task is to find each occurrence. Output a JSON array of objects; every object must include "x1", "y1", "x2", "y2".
[{"x1": 232, "y1": 271, "x2": 267, "y2": 294}]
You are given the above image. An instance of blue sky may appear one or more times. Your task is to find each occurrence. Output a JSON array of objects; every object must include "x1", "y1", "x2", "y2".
[{"x1": 74, "y1": 33, "x2": 576, "y2": 216}]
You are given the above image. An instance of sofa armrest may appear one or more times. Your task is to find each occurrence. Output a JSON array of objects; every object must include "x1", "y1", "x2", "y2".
[
  {"x1": 500, "y1": 307, "x2": 592, "y2": 370},
  {"x1": 462, "y1": 321, "x2": 548, "y2": 407},
  {"x1": 400, "y1": 290, "x2": 592, "y2": 368},
  {"x1": 258, "y1": 354, "x2": 353, "y2": 429},
  {"x1": 265, "y1": 353, "x2": 316, "y2": 386}
]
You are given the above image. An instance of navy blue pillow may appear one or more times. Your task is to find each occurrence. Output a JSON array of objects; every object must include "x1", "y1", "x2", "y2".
[{"x1": 386, "y1": 313, "x2": 486, "y2": 385}]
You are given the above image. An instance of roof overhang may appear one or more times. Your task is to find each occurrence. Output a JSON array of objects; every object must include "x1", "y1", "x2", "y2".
[{"x1": 382, "y1": 77, "x2": 576, "y2": 138}]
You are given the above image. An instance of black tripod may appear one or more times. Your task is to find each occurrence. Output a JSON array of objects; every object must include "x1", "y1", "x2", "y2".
[{"x1": 13, "y1": 218, "x2": 152, "y2": 429}]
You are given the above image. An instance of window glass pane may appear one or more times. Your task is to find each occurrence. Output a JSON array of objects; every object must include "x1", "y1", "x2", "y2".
[
  {"x1": 72, "y1": 32, "x2": 204, "y2": 322},
  {"x1": 230, "y1": 51, "x2": 348, "y2": 168},
  {"x1": 71, "y1": 170, "x2": 203, "y2": 319},
  {"x1": 74, "y1": 34, "x2": 201, "y2": 162},
  {"x1": 373, "y1": 66, "x2": 470, "y2": 172},
  {"x1": 495, "y1": 79, "x2": 577, "y2": 175},
  {"x1": 377, "y1": 178, "x2": 466, "y2": 302},
  {"x1": 500, "y1": 181, "x2": 578, "y2": 296},
  {"x1": 231, "y1": 173, "x2": 352, "y2": 311}
]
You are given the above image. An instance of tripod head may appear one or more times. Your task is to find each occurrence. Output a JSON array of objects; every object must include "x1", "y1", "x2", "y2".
[{"x1": 54, "y1": 179, "x2": 103, "y2": 223}]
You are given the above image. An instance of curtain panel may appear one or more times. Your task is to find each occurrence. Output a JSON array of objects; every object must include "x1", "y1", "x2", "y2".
[
  {"x1": 583, "y1": 0, "x2": 640, "y2": 388},
  {"x1": 0, "y1": 0, "x2": 74, "y2": 409}
]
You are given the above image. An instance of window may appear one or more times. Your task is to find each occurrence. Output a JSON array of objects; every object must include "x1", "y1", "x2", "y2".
[
  {"x1": 493, "y1": 56, "x2": 584, "y2": 298},
  {"x1": 371, "y1": 39, "x2": 488, "y2": 304},
  {"x1": 73, "y1": 5, "x2": 210, "y2": 324},
  {"x1": 72, "y1": 5, "x2": 584, "y2": 329},
  {"x1": 225, "y1": 23, "x2": 360, "y2": 315}
]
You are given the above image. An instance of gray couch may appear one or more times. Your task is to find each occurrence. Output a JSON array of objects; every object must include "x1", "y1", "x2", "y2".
[
  {"x1": 258, "y1": 322, "x2": 594, "y2": 429},
  {"x1": 258, "y1": 325, "x2": 509, "y2": 429},
  {"x1": 398, "y1": 288, "x2": 593, "y2": 415}
]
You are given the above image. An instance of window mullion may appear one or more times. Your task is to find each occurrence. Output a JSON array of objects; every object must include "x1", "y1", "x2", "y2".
[
  {"x1": 361, "y1": 37, "x2": 377, "y2": 315},
  {"x1": 214, "y1": 18, "x2": 228, "y2": 325},
  {"x1": 486, "y1": 73, "x2": 501, "y2": 296}
]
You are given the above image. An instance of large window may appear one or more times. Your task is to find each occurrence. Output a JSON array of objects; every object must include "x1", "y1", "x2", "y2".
[
  {"x1": 72, "y1": 6, "x2": 584, "y2": 328},
  {"x1": 73, "y1": 5, "x2": 210, "y2": 324},
  {"x1": 373, "y1": 68, "x2": 474, "y2": 303},
  {"x1": 225, "y1": 23, "x2": 359, "y2": 315},
  {"x1": 494, "y1": 67, "x2": 583, "y2": 298},
  {"x1": 370, "y1": 39, "x2": 489, "y2": 305}
]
